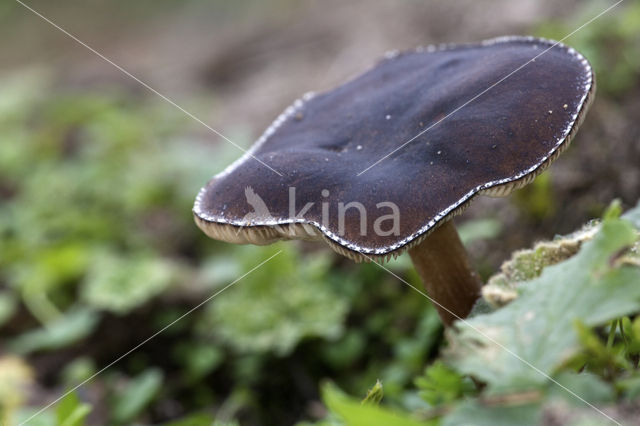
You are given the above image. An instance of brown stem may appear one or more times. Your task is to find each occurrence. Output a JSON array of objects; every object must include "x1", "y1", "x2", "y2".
[{"x1": 408, "y1": 220, "x2": 482, "y2": 326}]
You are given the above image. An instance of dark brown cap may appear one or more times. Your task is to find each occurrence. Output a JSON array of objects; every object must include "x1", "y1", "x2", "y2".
[{"x1": 194, "y1": 36, "x2": 595, "y2": 261}]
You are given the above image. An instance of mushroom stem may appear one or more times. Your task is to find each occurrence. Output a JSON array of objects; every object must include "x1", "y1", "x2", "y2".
[{"x1": 408, "y1": 220, "x2": 482, "y2": 326}]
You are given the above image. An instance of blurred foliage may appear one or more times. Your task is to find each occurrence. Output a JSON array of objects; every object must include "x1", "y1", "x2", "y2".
[
  {"x1": 0, "y1": 71, "x2": 442, "y2": 424},
  {"x1": 512, "y1": 171, "x2": 556, "y2": 222},
  {"x1": 3, "y1": 73, "x2": 640, "y2": 426},
  {"x1": 111, "y1": 369, "x2": 164, "y2": 424},
  {"x1": 317, "y1": 383, "x2": 428, "y2": 426},
  {"x1": 56, "y1": 392, "x2": 91, "y2": 426},
  {"x1": 82, "y1": 252, "x2": 175, "y2": 315},
  {"x1": 199, "y1": 244, "x2": 348, "y2": 356},
  {"x1": 361, "y1": 380, "x2": 384, "y2": 406},
  {"x1": 1, "y1": 1, "x2": 639, "y2": 425},
  {"x1": 456, "y1": 218, "x2": 502, "y2": 247},
  {"x1": 0, "y1": 356, "x2": 34, "y2": 425},
  {"x1": 536, "y1": 0, "x2": 640, "y2": 97},
  {"x1": 414, "y1": 362, "x2": 475, "y2": 408},
  {"x1": 9, "y1": 308, "x2": 99, "y2": 355}
]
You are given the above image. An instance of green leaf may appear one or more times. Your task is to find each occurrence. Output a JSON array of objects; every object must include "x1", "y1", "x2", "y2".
[
  {"x1": 415, "y1": 361, "x2": 475, "y2": 406},
  {"x1": 111, "y1": 369, "x2": 163, "y2": 423},
  {"x1": 548, "y1": 372, "x2": 614, "y2": 405},
  {"x1": 161, "y1": 413, "x2": 218, "y2": 426},
  {"x1": 322, "y1": 383, "x2": 430, "y2": 426},
  {"x1": 602, "y1": 199, "x2": 623, "y2": 221},
  {"x1": 443, "y1": 400, "x2": 541, "y2": 426},
  {"x1": 362, "y1": 380, "x2": 384, "y2": 405},
  {"x1": 570, "y1": 320, "x2": 631, "y2": 375},
  {"x1": 448, "y1": 215, "x2": 640, "y2": 392},
  {"x1": 56, "y1": 391, "x2": 91, "y2": 426},
  {"x1": 9, "y1": 309, "x2": 99, "y2": 354}
]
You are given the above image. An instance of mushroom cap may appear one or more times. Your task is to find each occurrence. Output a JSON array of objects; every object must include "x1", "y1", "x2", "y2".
[{"x1": 194, "y1": 36, "x2": 595, "y2": 262}]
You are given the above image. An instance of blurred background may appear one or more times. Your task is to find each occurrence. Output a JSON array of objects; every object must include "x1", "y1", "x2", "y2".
[{"x1": 0, "y1": 0, "x2": 638, "y2": 425}]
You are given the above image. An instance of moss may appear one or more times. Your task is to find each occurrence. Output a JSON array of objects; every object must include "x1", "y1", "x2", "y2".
[
  {"x1": 483, "y1": 218, "x2": 640, "y2": 308},
  {"x1": 483, "y1": 223, "x2": 600, "y2": 308}
]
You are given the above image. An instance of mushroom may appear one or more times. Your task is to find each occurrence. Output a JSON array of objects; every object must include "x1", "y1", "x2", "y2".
[{"x1": 193, "y1": 36, "x2": 594, "y2": 326}]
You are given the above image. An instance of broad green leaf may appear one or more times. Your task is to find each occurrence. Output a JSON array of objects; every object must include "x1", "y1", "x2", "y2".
[
  {"x1": 56, "y1": 391, "x2": 91, "y2": 426},
  {"x1": 548, "y1": 372, "x2": 614, "y2": 404},
  {"x1": 448, "y1": 215, "x2": 640, "y2": 391},
  {"x1": 443, "y1": 400, "x2": 541, "y2": 426},
  {"x1": 322, "y1": 383, "x2": 430, "y2": 426}
]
